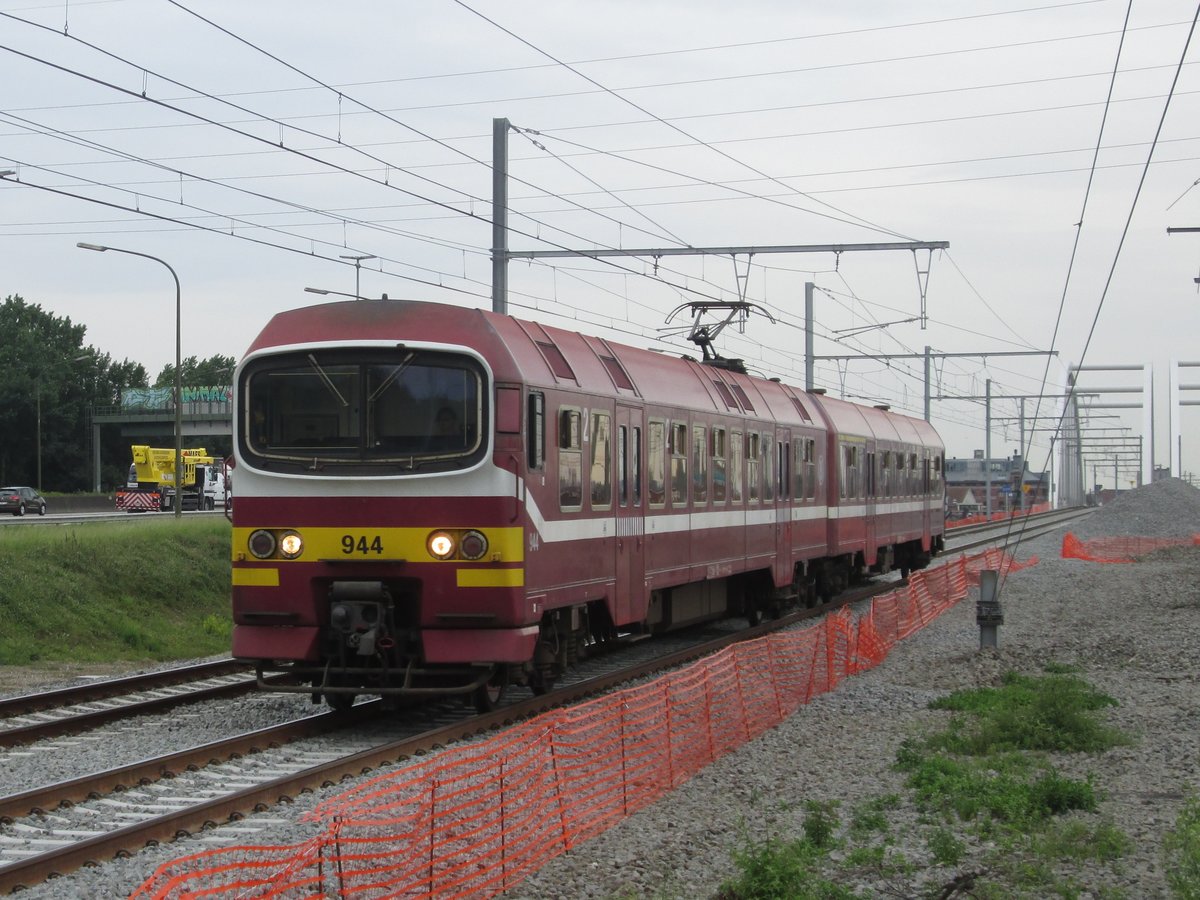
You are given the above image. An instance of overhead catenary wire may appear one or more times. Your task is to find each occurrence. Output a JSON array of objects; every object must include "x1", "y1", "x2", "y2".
[
  {"x1": 5, "y1": 2, "x2": 1124, "y2": 121},
  {"x1": 1, "y1": 0, "x2": 1176, "y2": 464},
  {"x1": 1, "y1": 11, "x2": 777, "y2": 313},
  {"x1": 998, "y1": 0, "x2": 1199, "y2": 596},
  {"x1": 158, "y1": 0, "x2": 707, "y2": 257},
  {"x1": 0, "y1": 36, "x2": 744, "y2": 309},
  {"x1": 450, "y1": 0, "x2": 919, "y2": 243}
]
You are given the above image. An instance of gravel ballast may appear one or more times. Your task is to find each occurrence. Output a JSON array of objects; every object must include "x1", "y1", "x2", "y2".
[{"x1": 4, "y1": 478, "x2": 1199, "y2": 898}]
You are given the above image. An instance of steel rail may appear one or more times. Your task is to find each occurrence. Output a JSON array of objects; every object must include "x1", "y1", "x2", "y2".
[
  {"x1": 945, "y1": 508, "x2": 1093, "y2": 556},
  {"x1": 0, "y1": 659, "x2": 248, "y2": 718},
  {"x1": 0, "y1": 672, "x2": 294, "y2": 749},
  {"x1": 944, "y1": 505, "x2": 1086, "y2": 539},
  {"x1": 0, "y1": 709, "x2": 355, "y2": 824},
  {"x1": 0, "y1": 580, "x2": 896, "y2": 895}
]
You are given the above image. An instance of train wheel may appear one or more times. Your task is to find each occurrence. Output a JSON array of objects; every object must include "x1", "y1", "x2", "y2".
[
  {"x1": 325, "y1": 692, "x2": 355, "y2": 712},
  {"x1": 529, "y1": 667, "x2": 556, "y2": 696},
  {"x1": 473, "y1": 665, "x2": 508, "y2": 712}
]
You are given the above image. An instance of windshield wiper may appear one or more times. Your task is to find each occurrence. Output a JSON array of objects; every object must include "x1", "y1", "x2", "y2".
[
  {"x1": 307, "y1": 354, "x2": 350, "y2": 407},
  {"x1": 367, "y1": 352, "x2": 416, "y2": 402}
]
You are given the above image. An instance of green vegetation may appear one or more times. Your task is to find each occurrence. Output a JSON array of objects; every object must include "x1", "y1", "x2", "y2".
[
  {"x1": 718, "y1": 803, "x2": 860, "y2": 900},
  {"x1": 1166, "y1": 797, "x2": 1200, "y2": 900},
  {"x1": 1, "y1": 294, "x2": 238, "y2": 491},
  {"x1": 924, "y1": 669, "x2": 1126, "y2": 755},
  {"x1": 0, "y1": 518, "x2": 231, "y2": 665},
  {"x1": 711, "y1": 667, "x2": 1179, "y2": 900}
]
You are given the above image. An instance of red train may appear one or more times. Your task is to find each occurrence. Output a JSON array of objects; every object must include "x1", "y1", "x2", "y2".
[{"x1": 230, "y1": 299, "x2": 945, "y2": 710}]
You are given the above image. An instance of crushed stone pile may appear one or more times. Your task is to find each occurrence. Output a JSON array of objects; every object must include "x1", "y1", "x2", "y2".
[{"x1": 1074, "y1": 476, "x2": 1200, "y2": 539}]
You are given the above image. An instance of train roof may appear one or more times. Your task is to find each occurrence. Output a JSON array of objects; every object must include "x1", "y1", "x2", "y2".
[
  {"x1": 247, "y1": 299, "x2": 941, "y2": 449},
  {"x1": 812, "y1": 393, "x2": 944, "y2": 451}
]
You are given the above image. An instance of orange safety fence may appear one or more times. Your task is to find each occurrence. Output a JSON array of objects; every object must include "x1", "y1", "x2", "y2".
[
  {"x1": 946, "y1": 501, "x2": 1051, "y2": 529},
  {"x1": 131, "y1": 548, "x2": 1038, "y2": 900},
  {"x1": 1061, "y1": 532, "x2": 1200, "y2": 564}
]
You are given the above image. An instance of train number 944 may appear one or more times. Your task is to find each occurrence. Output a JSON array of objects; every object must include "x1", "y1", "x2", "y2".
[{"x1": 342, "y1": 535, "x2": 384, "y2": 555}]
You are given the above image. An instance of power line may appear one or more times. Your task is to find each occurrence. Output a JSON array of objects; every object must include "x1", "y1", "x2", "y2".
[
  {"x1": 451, "y1": 0, "x2": 916, "y2": 243},
  {"x1": 0, "y1": 29, "x2": 741, "y2": 306},
  {"x1": 3, "y1": 1, "x2": 1114, "y2": 117}
]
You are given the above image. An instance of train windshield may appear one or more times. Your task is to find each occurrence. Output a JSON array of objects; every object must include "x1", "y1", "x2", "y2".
[{"x1": 239, "y1": 348, "x2": 487, "y2": 475}]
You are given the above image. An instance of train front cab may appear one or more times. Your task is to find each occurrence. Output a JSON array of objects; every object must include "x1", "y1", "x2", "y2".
[{"x1": 229, "y1": 337, "x2": 536, "y2": 710}]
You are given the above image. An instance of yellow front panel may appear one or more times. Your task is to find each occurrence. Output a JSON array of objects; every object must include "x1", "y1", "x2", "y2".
[
  {"x1": 456, "y1": 568, "x2": 525, "y2": 588},
  {"x1": 232, "y1": 567, "x2": 281, "y2": 587},
  {"x1": 231, "y1": 526, "x2": 525, "y2": 564}
]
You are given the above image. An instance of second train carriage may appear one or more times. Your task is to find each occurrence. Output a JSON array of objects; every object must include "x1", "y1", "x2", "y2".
[{"x1": 229, "y1": 299, "x2": 945, "y2": 710}]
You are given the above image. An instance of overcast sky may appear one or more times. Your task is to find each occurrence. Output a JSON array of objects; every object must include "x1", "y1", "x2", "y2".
[{"x1": 2, "y1": 0, "x2": 1198, "y2": 488}]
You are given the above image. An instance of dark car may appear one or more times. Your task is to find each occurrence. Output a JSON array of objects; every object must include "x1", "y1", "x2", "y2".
[{"x1": 0, "y1": 486, "x2": 47, "y2": 516}]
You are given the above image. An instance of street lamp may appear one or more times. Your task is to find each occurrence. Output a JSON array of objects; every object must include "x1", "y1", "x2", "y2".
[
  {"x1": 77, "y1": 242, "x2": 183, "y2": 519},
  {"x1": 339, "y1": 254, "x2": 375, "y2": 299}
]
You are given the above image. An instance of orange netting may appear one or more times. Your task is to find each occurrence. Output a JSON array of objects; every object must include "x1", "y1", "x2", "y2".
[
  {"x1": 131, "y1": 548, "x2": 1037, "y2": 900},
  {"x1": 1061, "y1": 532, "x2": 1200, "y2": 564},
  {"x1": 945, "y1": 501, "x2": 1051, "y2": 529}
]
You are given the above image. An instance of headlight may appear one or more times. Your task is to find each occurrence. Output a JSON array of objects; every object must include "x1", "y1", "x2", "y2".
[
  {"x1": 248, "y1": 529, "x2": 277, "y2": 559},
  {"x1": 278, "y1": 531, "x2": 304, "y2": 559},
  {"x1": 459, "y1": 530, "x2": 488, "y2": 560},
  {"x1": 428, "y1": 531, "x2": 456, "y2": 559}
]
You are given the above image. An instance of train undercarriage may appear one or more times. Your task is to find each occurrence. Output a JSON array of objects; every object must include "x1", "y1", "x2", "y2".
[{"x1": 252, "y1": 536, "x2": 941, "y2": 713}]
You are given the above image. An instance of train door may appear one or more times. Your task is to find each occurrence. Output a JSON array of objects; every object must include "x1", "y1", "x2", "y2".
[
  {"x1": 774, "y1": 429, "x2": 792, "y2": 586},
  {"x1": 615, "y1": 404, "x2": 646, "y2": 625}
]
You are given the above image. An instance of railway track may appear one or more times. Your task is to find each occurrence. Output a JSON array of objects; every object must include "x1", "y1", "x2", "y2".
[
  {"x1": 0, "y1": 511, "x2": 1071, "y2": 894},
  {"x1": 0, "y1": 660, "x2": 294, "y2": 749},
  {"x1": 0, "y1": 577, "x2": 903, "y2": 895},
  {"x1": 944, "y1": 505, "x2": 1091, "y2": 553}
]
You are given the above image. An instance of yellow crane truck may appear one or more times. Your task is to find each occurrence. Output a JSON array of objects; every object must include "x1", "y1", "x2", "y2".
[{"x1": 116, "y1": 445, "x2": 228, "y2": 512}]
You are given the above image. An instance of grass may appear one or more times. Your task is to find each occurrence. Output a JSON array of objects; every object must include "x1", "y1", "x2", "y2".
[
  {"x1": 0, "y1": 518, "x2": 232, "y2": 666},
  {"x1": 1166, "y1": 797, "x2": 1200, "y2": 900},
  {"x1": 712, "y1": 666, "x2": 1177, "y2": 900},
  {"x1": 924, "y1": 669, "x2": 1127, "y2": 755}
]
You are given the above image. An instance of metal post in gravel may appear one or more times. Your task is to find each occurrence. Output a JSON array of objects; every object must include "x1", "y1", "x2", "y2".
[{"x1": 976, "y1": 570, "x2": 1003, "y2": 649}]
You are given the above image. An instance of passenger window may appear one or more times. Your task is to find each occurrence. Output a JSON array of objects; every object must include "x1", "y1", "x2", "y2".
[
  {"x1": 559, "y1": 408, "x2": 582, "y2": 510},
  {"x1": 730, "y1": 430, "x2": 743, "y2": 503},
  {"x1": 670, "y1": 422, "x2": 688, "y2": 505},
  {"x1": 747, "y1": 432, "x2": 760, "y2": 503},
  {"x1": 780, "y1": 441, "x2": 788, "y2": 500},
  {"x1": 692, "y1": 425, "x2": 708, "y2": 504},
  {"x1": 712, "y1": 427, "x2": 727, "y2": 504},
  {"x1": 805, "y1": 438, "x2": 817, "y2": 500},
  {"x1": 648, "y1": 421, "x2": 666, "y2": 506},
  {"x1": 842, "y1": 444, "x2": 860, "y2": 500},
  {"x1": 633, "y1": 426, "x2": 642, "y2": 507},
  {"x1": 527, "y1": 392, "x2": 545, "y2": 470},
  {"x1": 793, "y1": 441, "x2": 803, "y2": 499},
  {"x1": 590, "y1": 412, "x2": 612, "y2": 508},
  {"x1": 763, "y1": 436, "x2": 775, "y2": 502},
  {"x1": 618, "y1": 424, "x2": 628, "y2": 507}
]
